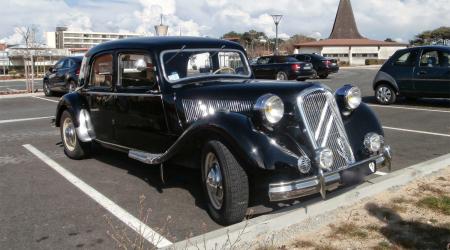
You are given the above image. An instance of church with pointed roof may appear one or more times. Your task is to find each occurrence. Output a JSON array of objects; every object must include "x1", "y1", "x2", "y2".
[{"x1": 295, "y1": 0, "x2": 407, "y2": 65}]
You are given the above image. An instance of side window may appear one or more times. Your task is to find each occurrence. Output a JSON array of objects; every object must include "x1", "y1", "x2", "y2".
[
  {"x1": 62, "y1": 59, "x2": 71, "y2": 68},
  {"x1": 257, "y1": 57, "x2": 269, "y2": 65},
  {"x1": 118, "y1": 53, "x2": 155, "y2": 88},
  {"x1": 440, "y1": 51, "x2": 450, "y2": 67},
  {"x1": 54, "y1": 60, "x2": 64, "y2": 69},
  {"x1": 420, "y1": 50, "x2": 440, "y2": 67},
  {"x1": 90, "y1": 54, "x2": 113, "y2": 88},
  {"x1": 394, "y1": 51, "x2": 416, "y2": 66},
  {"x1": 296, "y1": 55, "x2": 305, "y2": 61}
]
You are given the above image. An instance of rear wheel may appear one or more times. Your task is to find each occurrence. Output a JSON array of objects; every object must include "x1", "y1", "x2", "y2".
[
  {"x1": 201, "y1": 140, "x2": 249, "y2": 225},
  {"x1": 375, "y1": 84, "x2": 397, "y2": 105},
  {"x1": 60, "y1": 110, "x2": 91, "y2": 159},
  {"x1": 67, "y1": 80, "x2": 77, "y2": 93},
  {"x1": 43, "y1": 81, "x2": 53, "y2": 96},
  {"x1": 276, "y1": 71, "x2": 288, "y2": 81}
]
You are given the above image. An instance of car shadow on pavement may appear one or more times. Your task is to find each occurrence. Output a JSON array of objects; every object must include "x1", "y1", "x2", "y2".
[
  {"x1": 363, "y1": 96, "x2": 450, "y2": 108},
  {"x1": 365, "y1": 203, "x2": 450, "y2": 249},
  {"x1": 91, "y1": 146, "x2": 207, "y2": 211}
]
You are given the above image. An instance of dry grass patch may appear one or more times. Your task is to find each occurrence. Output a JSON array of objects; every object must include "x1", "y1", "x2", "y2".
[
  {"x1": 328, "y1": 222, "x2": 368, "y2": 239},
  {"x1": 417, "y1": 195, "x2": 450, "y2": 215}
]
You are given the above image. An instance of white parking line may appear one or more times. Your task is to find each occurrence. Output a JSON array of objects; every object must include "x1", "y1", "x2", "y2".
[
  {"x1": 0, "y1": 116, "x2": 54, "y2": 124},
  {"x1": 33, "y1": 96, "x2": 59, "y2": 103},
  {"x1": 374, "y1": 171, "x2": 388, "y2": 176},
  {"x1": 369, "y1": 104, "x2": 450, "y2": 114},
  {"x1": 22, "y1": 144, "x2": 173, "y2": 248},
  {"x1": 383, "y1": 126, "x2": 450, "y2": 138}
]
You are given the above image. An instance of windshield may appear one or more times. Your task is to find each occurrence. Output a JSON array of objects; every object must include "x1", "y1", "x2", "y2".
[{"x1": 161, "y1": 49, "x2": 251, "y2": 83}]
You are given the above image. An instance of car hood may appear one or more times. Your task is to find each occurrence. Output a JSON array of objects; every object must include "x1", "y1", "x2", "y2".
[
  {"x1": 173, "y1": 79, "x2": 328, "y2": 125},
  {"x1": 174, "y1": 79, "x2": 322, "y2": 101}
]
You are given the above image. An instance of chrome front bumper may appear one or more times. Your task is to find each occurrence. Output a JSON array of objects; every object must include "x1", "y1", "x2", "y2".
[{"x1": 268, "y1": 145, "x2": 392, "y2": 202}]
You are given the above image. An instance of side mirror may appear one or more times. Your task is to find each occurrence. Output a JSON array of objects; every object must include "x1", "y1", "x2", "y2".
[{"x1": 48, "y1": 67, "x2": 54, "y2": 73}]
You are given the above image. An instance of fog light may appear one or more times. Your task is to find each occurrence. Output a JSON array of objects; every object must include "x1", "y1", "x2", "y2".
[
  {"x1": 316, "y1": 148, "x2": 334, "y2": 170},
  {"x1": 364, "y1": 133, "x2": 384, "y2": 153},
  {"x1": 298, "y1": 156, "x2": 311, "y2": 174}
]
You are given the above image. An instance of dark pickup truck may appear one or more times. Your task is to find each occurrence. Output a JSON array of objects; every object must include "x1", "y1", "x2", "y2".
[{"x1": 251, "y1": 56, "x2": 316, "y2": 81}]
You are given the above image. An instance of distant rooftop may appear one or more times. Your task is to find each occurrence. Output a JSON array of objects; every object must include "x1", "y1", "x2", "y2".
[{"x1": 297, "y1": 39, "x2": 407, "y2": 47}]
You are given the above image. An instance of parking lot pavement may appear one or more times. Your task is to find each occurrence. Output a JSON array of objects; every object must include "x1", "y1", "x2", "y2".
[
  {"x1": 0, "y1": 79, "x2": 43, "y2": 92},
  {"x1": 0, "y1": 68, "x2": 449, "y2": 249}
]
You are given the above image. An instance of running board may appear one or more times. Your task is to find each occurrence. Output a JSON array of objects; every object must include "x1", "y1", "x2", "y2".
[{"x1": 128, "y1": 150, "x2": 163, "y2": 165}]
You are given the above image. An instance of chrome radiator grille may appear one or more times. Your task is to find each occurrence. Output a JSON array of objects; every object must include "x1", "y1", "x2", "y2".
[
  {"x1": 297, "y1": 88, "x2": 355, "y2": 171},
  {"x1": 182, "y1": 99, "x2": 253, "y2": 123}
]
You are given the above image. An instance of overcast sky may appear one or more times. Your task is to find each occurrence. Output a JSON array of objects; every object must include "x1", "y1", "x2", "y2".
[{"x1": 1, "y1": 0, "x2": 449, "y2": 45}]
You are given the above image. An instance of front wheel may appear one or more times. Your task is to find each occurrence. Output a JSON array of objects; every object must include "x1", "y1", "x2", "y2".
[
  {"x1": 60, "y1": 110, "x2": 91, "y2": 159},
  {"x1": 201, "y1": 141, "x2": 249, "y2": 225},
  {"x1": 375, "y1": 84, "x2": 397, "y2": 105},
  {"x1": 43, "y1": 81, "x2": 53, "y2": 96}
]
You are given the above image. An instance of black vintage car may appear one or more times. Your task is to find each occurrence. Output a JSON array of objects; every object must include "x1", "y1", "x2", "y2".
[
  {"x1": 55, "y1": 37, "x2": 392, "y2": 225},
  {"x1": 251, "y1": 55, "x2": 316, "y2": 81},
  {"x1": 43, "y1": 56, "x2": 83, "y2": 96},
  {"x1": 291, "y1": 54, "x2": 339, "y2": 79},
  {"x1": 373, "y1": 46, "x2": 450, "y2": 105}
]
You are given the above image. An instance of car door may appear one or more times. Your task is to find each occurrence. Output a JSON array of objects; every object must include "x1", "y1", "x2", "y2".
[
  {"x1": 83, "y1": 52, "x2": 116, "y2": 142},
  {"x1": 113, "y1": 51, "x2": 170, "y2": 153},
  {"x1": 388, "y1": 50, "x2": 417, "y2": 94},
  {"x1": 54, "y1": 59, "x2": 71, "y2": 91},
  {"x1": 252, "y1": 57, "x2": 270, "y2": 79},
  {"x1": 413, "y1": 49, "x2": 450, "y2": 96},
  {"x1": 48, "y1": 59, "x2": 64, "y2": 90}
]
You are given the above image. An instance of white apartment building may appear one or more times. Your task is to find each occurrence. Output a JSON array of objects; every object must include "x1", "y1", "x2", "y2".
[{"x1": 45, "y1": 27, "x2": 142, "y2": 51}]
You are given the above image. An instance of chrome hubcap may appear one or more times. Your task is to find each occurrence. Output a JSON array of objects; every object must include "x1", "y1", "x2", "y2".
[
  {"x1": 44, "y1": 82, "x2": 50, "y2": 93},
  {"x1": 69, "y1": 82, "x2": 76, "y2": 92},
  {"x1": 205, "y1": 152, "x2": 223, "y2": 210},
  {"x1": 377, "y1": 87, "x2": 392, "y2": 103},
  {"x1": 63, "y1": 117, "x2": 76, "y2": 151},
  {"x1": 276, "y1": 72, "x2": 286, "y2": 80}
]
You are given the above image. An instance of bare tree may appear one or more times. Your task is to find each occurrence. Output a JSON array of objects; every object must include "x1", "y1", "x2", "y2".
[{"x1": 16, "y1": 25, "x2": 41, "y2": 93}]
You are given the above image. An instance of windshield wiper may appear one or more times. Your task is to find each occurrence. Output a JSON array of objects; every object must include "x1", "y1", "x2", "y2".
[{"x1": 165, "y1": 45, "x2": 186, "y2": 65}]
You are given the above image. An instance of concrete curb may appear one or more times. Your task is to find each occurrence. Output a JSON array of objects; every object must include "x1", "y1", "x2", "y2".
[{"x1": 167, "y1": 153, "x2": 450, "y2": 250}]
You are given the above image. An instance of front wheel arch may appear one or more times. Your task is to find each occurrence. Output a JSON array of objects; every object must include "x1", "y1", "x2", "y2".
[{"x1": 374, "y1": 81, "x2": 398, "y2": 95}]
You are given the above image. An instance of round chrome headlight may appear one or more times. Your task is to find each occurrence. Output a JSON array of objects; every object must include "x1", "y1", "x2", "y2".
[
  {"x1": 255, "y1": 94, "x2": 284, "y2": 124},
  {"x1": 316, "y1": 148, "x2": 334, "y2": 170},
  {"x1": 364, "y1": 133, "x2": 384, "y2": 153},
  {"x1": 345, "y1": 87, "x2": 362, "y2": 110}
]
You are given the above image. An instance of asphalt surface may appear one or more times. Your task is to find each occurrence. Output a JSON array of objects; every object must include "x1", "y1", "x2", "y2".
[
  {"x1": 1, "y1": 68, "x2": 449, "y2": 249},
  {"x1": 0, "y1": 79, "x2": 43, "y2": 92}
]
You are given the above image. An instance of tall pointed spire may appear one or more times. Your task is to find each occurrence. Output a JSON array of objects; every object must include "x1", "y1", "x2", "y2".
[{"x1": 329, "y1": 0, "x2": 364, "y2": 39}]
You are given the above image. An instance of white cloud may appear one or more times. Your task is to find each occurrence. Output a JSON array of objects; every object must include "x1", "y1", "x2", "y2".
[{"x1": 0, "y1": 0, "x2": 449, "y2": 44}]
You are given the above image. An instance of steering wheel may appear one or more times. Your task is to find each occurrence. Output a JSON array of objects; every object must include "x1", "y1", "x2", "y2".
[{"x1": 213, "y1": 67, "x2": 236, "y2": 74}]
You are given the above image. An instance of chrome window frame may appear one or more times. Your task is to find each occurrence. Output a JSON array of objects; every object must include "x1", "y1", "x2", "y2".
[{"x1": 159, "y1": 48, "x2": 252, "y2": 84}]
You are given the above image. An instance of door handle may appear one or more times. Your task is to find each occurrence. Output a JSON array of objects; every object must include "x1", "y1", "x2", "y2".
[{"x1": 418, "y1": 71, "x2": 427, "y2": 75}]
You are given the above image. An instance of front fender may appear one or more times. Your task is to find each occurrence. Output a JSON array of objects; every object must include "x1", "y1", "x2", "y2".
[
  {"x1": 373, "y1": 71, "x2": 399, "y2": 93},
  {"x1": 344, "y1": 103, "x2": 384, "y2": 161},
  {"x1": 163, "y1": 112, "x2": 299, "y2": 172}
]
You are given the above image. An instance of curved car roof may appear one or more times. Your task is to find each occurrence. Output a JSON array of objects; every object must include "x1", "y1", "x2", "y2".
[{"x1": 87, "y1": 36, "x2": 244, "y2": 56}]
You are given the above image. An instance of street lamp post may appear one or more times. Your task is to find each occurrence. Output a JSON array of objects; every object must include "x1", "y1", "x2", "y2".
[{"x1": 271, "y1": 14, "x2": 283, "y2": 55}]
